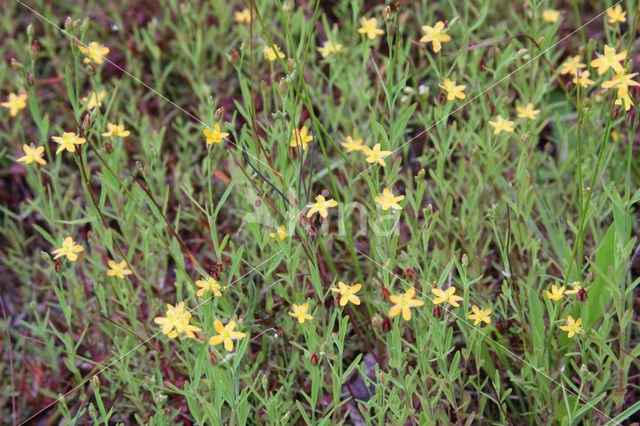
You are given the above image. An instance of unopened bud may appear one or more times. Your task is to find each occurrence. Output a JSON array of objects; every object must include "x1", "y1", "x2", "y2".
[
  {"x1": 231, "y1": 48, "x2": 240, "y2": 64},
  {"x1": 381, "y1": 285, "x2": 390, "y2": 302},
  {"x1": 279, "y1": 77, "x2": 287, "y2": 95},
  {"x1": 406, "y1": 267, "x2": 415, "y2": 281},
  {"x1": 27, "y1": 23, "x2": 34, "y2": 39},
  {"x1": 105, "y1": 142, "x2": 112, "y2": 153},
  {"x1": 479, "y1": 59, "x2": 486, "y2": 71},
  {"x1": 417, "y1": 168, "x2": 425, "y2": 178},
  {"x1": 85, "y1": 63, "x2": 95, "y2": 75},
  {"x1": 371, "y1": 315, "x2": 382, "y2": 328},
  {"x1": 25, "y1": 72, "x2": 35, "y2": 86},
  {"x1": 82, "y1": 113, "x2": 91, "y2": 130},
  {"x1": 489, "y1": 103, "x2": 495, "y2": 115},
  {"x1": 382, "y1": 317, "x2": 391, "y2": 332},
  {"x1": 388, "y1": 22, "x2": 395, "y2": 37},
  {"x1": 432, "y1": 305, "x2": 442, "y2": 318},
  {"x1": 216, "y1": 261, "x2": 224, "y2": 272},
  {"x1": 31, "y1": 41, "x2": 40, "y2": 58},
  {"x1": 286, "y1": 58, "x2": 294, "y2": 72},
  {"x1": 54, "y1": 259, "x2": 62, "y2": 273},
  {"x1": 65, "y1": 16, "x2": 74, "y2": 33},
  {"x1": 438, "y1": 92, "x2": 446, "y2": 104},
  {"x1": 254, "y1": 197, "x2": 262, "y2": 207},
  {"x1": 214, "y1": 107, "x2": 224, "y2": 121},
  {"x1": 310, "y1": 353, "x2": 319, "y2": 365},
  {"x1": 382, "y1": 6, "x2": 391, "y2": 19},
  {"x1": 425, "y1": 204, "x2": 433, "y2": 216},
  {"x1": 613, "y1": 107, "x2": 620, "y2": 119},
  {"x1": 80, "y1": 17, "x2": 90, "y2": 34},
  {"x1": 577, "y1": 287, "x2": 588, "y2": 302},
  {"x1": 461, "y1": 254, "x2": 468, "y2": 267},
  {"x1": 10, "y1": 58, "x2": 22, "y2": 70}
]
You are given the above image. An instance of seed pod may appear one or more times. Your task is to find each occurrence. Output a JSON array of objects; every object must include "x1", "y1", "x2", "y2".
[
  {"x1": 310, "y1": 353, "x2": 319, "y2": 365},
  {"x1": 382, "y1": 317, "x2": 391, "y2": 332}
]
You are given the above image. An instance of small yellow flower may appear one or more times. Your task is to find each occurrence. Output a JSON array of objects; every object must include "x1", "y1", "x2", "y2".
[
  {"x1": 317, "y1": 41, "x2": 343, "y2": 58},
  {"x1": 209, "y1": 320, "x2": 246, "y2": 351},
  {"x1": 564, "y1": 281, "x2": 585, "y2": 295},
  {"x1": 107, "y1": 259, "x2": 132, "y2": 278},
  {"x1": 235, "y1": 8, "x2": 252, "y2": 23},
  {"x1": 269, "y1": 225, "x2": 288, "y2": 240},
  {"x1": 591, "y1": 45, "x2": 626, "y2": 75},
  {"x1": 358, "y1": 17, "x2": 384, "y2": 40},
  {"x1": 362, "y1": 143, "x2": 392, "y2": 167},
  {"x1": 606, "y1": 4, "x2": 626, "y2": 24},
  {"x1": 419, "y1": 21, "x2": 451, "y2": 53},
  {"x1": 516, "y1": 103, "x2": 540, "y2": 120},
  {"x1": 153, "y1": 302, "x2": 201, "y2": 339},
  {"x1": 330, "y1": 281, "x2": 362, "y2": 306},
  {"x1": 290, "y1": 126, "x2": 313, "y2": 150},
  {"x1": 341, "y1": 136, "x2": 364, "y2": 152},
  {"x1": 374, "y1": 188, "x2": 404, "y2": 211},
  {"x1": 431, "y1": 287, "x2": 464, "y2": 307},
  {"x1": 17, "y1": 144, "x2": 46, "y2": 165},
  {"x1": 52, "y1": 132, "x2": 86, "y2": 154},
  {"x1": 102, "y1": 123, "x2": 131, "y2": 138},
  {"x1": 263, "y1": 44, "x2": 285, "y2": 62},
  {"x1": 1, "y1": 92, "x2": 27, "y2": 116},
  {"x1": 289, "y1": 303, "x2": 313, "y2": 323},
  {"x1": 438, "y1": 78, "x2": 466, "y2": 101},
  {"x1": 51, "y1": 236, "x2": 84, "y2": 262},
  {"x1": 82, "y1": 90, "x2": 106, "y2": 110},
  {"x1": 558, "y1": 315, "x2": 584, "y2": 338},
  {"x1": 545, "y1": 284, "x2": 565, "y2": 301},
  {"x1": 560, "y1": 55, "x2": 586, "y2": 76},
  {"x1": 467, "y1": 305, "x2": 492, "y2": 326},
  {"x1": 601, "y1": 70, "x2": 640, "y2": 97},
  {"x1": 78, "y1": 42, "x2": 110, "y2": 65},
  {"x1": 388, "y1": 287, "x2": 424, "y2": 321},
  {"x1": 306, "y1": 195, "x2": 338, "y2": 219},
  {"x1": 203, "y1": 123, "x2": 229, "y2": 144},
  {"x1": 572, "y1": 71, "x2": 595, "y2": 88},
  {"x1": 488, "y1": 115, "x2": 515, "y2": 134},
  {"x1": 543, "y1": 9, "x2": 561, "y2": 23},
  {"x1": 195, "y1": 277, "x2": 223, "y2": 297}
]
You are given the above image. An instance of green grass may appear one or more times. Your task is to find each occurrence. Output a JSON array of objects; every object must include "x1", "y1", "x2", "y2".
[{"x1": 1, "y1": 0, "x2": 640, "y2": 424}]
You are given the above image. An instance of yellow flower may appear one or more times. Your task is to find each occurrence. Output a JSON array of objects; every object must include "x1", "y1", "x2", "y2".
[
  {"x1": 615, "y1": 92, "x2": 634, "y2": 111},
  {"x1": 51, "y1": 236, "x2": 84, "y2": 262},
  {"x1": 306, "y1": 195, "x2": 338, "y2": 218},
  {"x1": 102, "y1": 123, "x2": 131, "y2": 138},
  {"x1": 431, "y1": 287, "x2": 464, "y2": 307},
  {"x1": 317, "y1": 41, "x2": 343, "y2": 57},
  {"x1": 374, "y1": 188, "x2": 404, "y2": 211},
  {"x1": 591, "y1": 45, "x2": 626, "y2": 75},
  {"x1": 438, "y1": 78, "x2": 466, "y2": 101},
  {"x1": 290, "y1": 126, "x2": 313, "y2": 150},
  {"x1": 330, "y1": 281, "x2": 362, "y2": 306},
  {"x1": 52, "y1": 132, "x2": 86, "y2": 154},
  {"x1": 558, "y1": 315, "x2": 584, "y2": 338},
  {"x1": 559, "y1": 55, "x2": 586, "y2": 76},
  {"x1": 488, "y1": 115, "x2": 515, "y2": 134},
  {"x1": 516, "y1": 103, "x2": 540, "y2": 120},
  {"x1": 203, "y1": 123, "x2": 229, "y2": 144},
  {"x1": 263, "y1": 44, "x2": 285, "y2": 62},
  {"x1": 269, "y1": 225, "x2": 288, "y2": 240},
  {"x1": 82, "y1": 90, "x2": 106, "y2": 110},
  {"x1": 341, "y1": 136, "x2": 364, "y2": 152},
  {"x1": 545, "y1": 284, "x2": 565, "y2": 301},
  {"x1": 606, "y1": 4, "x2": 626, "y2": 24},
  {"x1": 78, "y1": 42, "x2": 110, "y2": 65},
  {"x1": 1, "y1": 92, "x2": 27, "y2": 116},
  {"x1": 195, "y1": 277, "x2": 223, "y2": 297},
  {"x1": 362, "y1": 143, "x2": 392, "y2": 167},
  {"x1": 17, "y1": 144, "x2": 46, "y2": 165},
  {"x1": 235, "y1": 8, "x2": 252, "y2": 23},
  {"x1": 564, "y1": 281, "x2": 585, "y2": 295},
  {"x1": 209, "y1": 320, "x2": 246, "y2": 351},
  {"x1": 572, "y1": 71, "x2": 595, "y2": 88},
  {"x1": 153, "y1": 302, "x2": 201, "y2": 339},
  {"x1": 542, "y1": 9, "x2": 560, "y2": 23},
  {"x1": 419, "y1": 21, "x2": 451, "y2": 53},
  {"x1": 467, "y1": 305, "x2": 492, "y2": 326},
  {"x1": 601, "y1": 70, "x2": 640, "y2": 97},
  {"x1": 388, "y1": 287, "x2": 424, "y2": 321},
  {"x1": 107, "y1": 259, "x2": 132, "y2": 278},
  {"x1": 289, "y1": 303, "x2": 313, "y2": 323},
  {"x1": 358, "y1": 17, "x2": 384, "y2": 40}
]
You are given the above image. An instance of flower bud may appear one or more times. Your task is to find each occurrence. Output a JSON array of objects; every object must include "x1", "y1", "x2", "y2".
[
  {"x1": 10, "y1": 58, "x2": 22, "y2": 70},
  {"x1": 461, "y1": 254, "x2": 468, "y2": 267},
  {"x1": 565, "y1": 81, "x2": 573, "y2": 92},
  {"x1": 85, "y1": 63, "x2": 96, "y2": 75},
  {"x1": 406, "y1": 267, "x2": 415, "y2": 281},
  {"x1": 211, "y1": 269, "x2": 220, "y2": 281},
  {"x1": 438, "y1": 92, "x2": 446, "y2": 104},
  {"x1": 613, "y1": 107, "x2": 620, "y2": 119},
  {"x1": 105, "y1": 142, "x2": 112, "y2": 153},
  {"x1": 31, "y1": 41, "x2": 40, "y2": 58},
  {"x1": 489, "y1": 103, "x2": 495, "y2": 115},
  {"x1": 382, "y1": 317, "x2": 391, "y2": 332},
  {"x1": 25, "y1": 72, "x2": 35, "y2": 86},
  {"x1": 80, "y1": 17, "x2": 90, "y2": 34},
  {"x1": 432, "y1": 305, "x2": 442, "y2": 318},
  {"x1": 54, "y1": 259, "x2": 62, "y2": 273},
  {"x1": 27, "y1": 23, "x2": 34, "y2": 39},
  {"x1": 82, "y1": 113, "x2": 91, "y2": 131},
  {"x1": 626, "y1": 106, "x2": 636, "y2": 127},
  {"x1": 382, "y1": 6, "x2": 391, "y2": 19},
  {"x1": 381, "y1": 285, "x2": 390, "y2": 301},
  {"x1": 416, "y1": 168, "x2": 425, "y2": 179},
  {"x1": 310, "y1": 353, "x2": 319, "y2": 365},
  {"x1": 479, "y1": 59, "x2": 486, "y2": 71},
  {"x1": 214, "y1": 107, "x2": 224, "y2": 122},
  {"x1": 279, "y1": 77, "x2": 287, "y2": 95},
  {"x1": 286, "y1": 58, "x2": 294, "y2": 72},
  {"x1": 484, "y1": 92, "x2": 490, "y2": 101},
  {"x1": 231, "y1": 48, "x2": 240, "y2": 64},
  {"x1": 216, "y1": 261, "x2": 224, "y2": 272},
  {"x1": 65, "y1": 16, "x2": 74, "y2": 33},
  {"x1": 577, "y1": 287, "x2": 587, "y2": 302}
]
